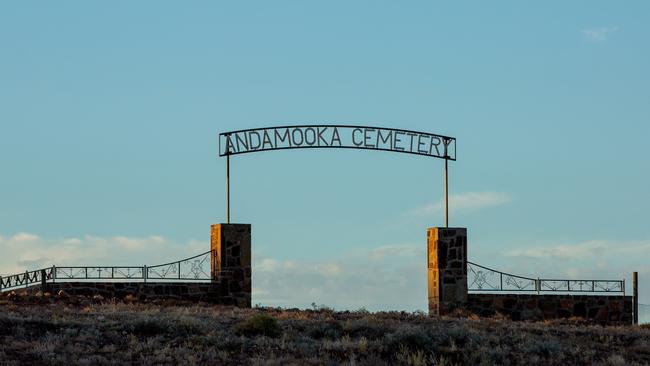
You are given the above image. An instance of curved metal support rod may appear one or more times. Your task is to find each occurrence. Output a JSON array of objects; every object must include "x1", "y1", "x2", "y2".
[{"x1": 468, "y1": 261, "x2": 536, "y2": 282}]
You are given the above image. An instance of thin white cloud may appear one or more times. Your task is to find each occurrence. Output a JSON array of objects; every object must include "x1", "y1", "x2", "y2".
[
  {"x1": 4, "y1": 231, "x2": 648, "y2": 308},
  {"x1": 256, "y1": 258, "x2": 281, "y2": 272},
  {"x1": 62, "y1": 238, "x2": 82, "y2": 245},
  {"x1": 581, "y1": 26, "x2": 618, "y2": 42},
  {"x1": 316, "y1": 262, "x2": 341, "y2": 277},
  {"x1": 12, "y1": 232, "x2": 40, "y2": 242},
  {"x1": 505, "y1": 240, "x2": 607, "y2": 259},
  {"x1": 409, "y1": 191, "x2": 511, "y2": 217},
  {"x1": 499, "y1": 239, "x2": 650, "y2": 300},
  {"x1": 2, "y1": 233, "x2": 428, "y2": 310},
  {"x1": 505, "y1": 239, "x2": 650, "y2": 260},
  {"x1": 252, "y1": 251, "x2": 426, "y2": 311},
  {"x1": 368, "y1": 243, "x2": 423, "y2": 261},
  {"x1": 0, "y1": 232, "x2": 207, "y2": 275},
  {"x1": 251, "y1": 241, "x2": 429, "y2": 310}
]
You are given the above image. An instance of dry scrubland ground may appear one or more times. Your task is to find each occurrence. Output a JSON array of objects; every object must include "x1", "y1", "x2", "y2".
[{"x1": 0, "y1": 293, "x2": 649, "y2": 365}]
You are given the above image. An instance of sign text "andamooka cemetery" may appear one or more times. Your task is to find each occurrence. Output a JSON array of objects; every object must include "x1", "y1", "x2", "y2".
[{"x1": 219, "y1": 125, "x2": 456, "y2": 160}]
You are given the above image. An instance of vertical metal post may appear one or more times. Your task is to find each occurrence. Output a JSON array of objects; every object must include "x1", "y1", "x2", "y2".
[
  {"x1": 143, "y1": 265, "x2": 147, "y2": 283},
  {"x1": 40, "y1": 269, "x2": 46, "y2": 292},
  {"x1": 226, "y1": 154, "x2": 230, "y2": 224},
  {"x1": 444, "y1": 157, "x2": 449, "y2": 228},
  {"x1": 633, "y1": 272, "x2": 638, "y2": 325},
  {"x1": 178, "y1": 262, "x2": 181, "y2": 279},
  {"x1": 52, "y1": 266, "x2": 56, "y2": 283}
]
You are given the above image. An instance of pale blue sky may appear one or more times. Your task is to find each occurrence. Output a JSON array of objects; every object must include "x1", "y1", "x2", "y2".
[{"x1": 1, "y1": 2, "x2": 649, "y2": 309}]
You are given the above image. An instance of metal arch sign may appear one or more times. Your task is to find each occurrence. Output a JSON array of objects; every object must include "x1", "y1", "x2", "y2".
[
  {"x1": 219, "y1": 125, "x2": 456, "y2": 160},
  {"x1": 218, "y1": 124, "x2": 456, "y2": 227}
]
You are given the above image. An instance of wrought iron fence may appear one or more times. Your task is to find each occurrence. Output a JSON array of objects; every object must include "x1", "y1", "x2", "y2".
[
  {"x1": 0, "y1": 268, "x2": 54, "y2": 291},
  {"x1": 1, "y1": 253, "x2": 628, "y2": 295},
  {"x1": 468, "y1": 261, "x2": 625, "y2": 294},
  {"x1": 0, "y1": 250, "x2": 214, "y2": 292}
]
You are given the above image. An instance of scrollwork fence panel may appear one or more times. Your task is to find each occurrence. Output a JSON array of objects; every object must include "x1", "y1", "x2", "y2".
[
  {"x1": 147, "y1": 251, "x2": 212, "y2": 280},
  {"x1": 468, "y1": 261, "x2": 625, "y2": 294},
  {"x1": 468, "y1": 262, "x2": 536, "y2": 291},
  {"x1": 0, "y1": 251, "x2": 214, "y2": 292},
  {"x1": 54, "y1": 266, "x2": 145, "y2": 280}
]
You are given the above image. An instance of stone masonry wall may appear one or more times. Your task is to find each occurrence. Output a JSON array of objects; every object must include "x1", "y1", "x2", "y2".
[
  {"x1": 428, "y1": 227, "x2": 468, "y2": 316},
  {"x1": 467, "y1": 293, "x2": 633, "y2": 325},
  {"x1": 211, "y1": 224, "x2": 252, "y2": 308},
  {"x1": 33, "y1": 282, "x2": 226, "y2": 303}
]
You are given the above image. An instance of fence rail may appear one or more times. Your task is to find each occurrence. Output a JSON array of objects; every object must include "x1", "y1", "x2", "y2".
[
  {"x1": 468, "y1": 261, "x2": 625, "y2": 294},
  {"x1": 0, "y1": 251, "x2": 214, "y2": 292}
]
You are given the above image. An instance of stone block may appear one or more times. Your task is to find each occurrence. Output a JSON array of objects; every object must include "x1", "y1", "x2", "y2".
[
  {"x1": 540, "y1": 299, "x2": 557, "y2": 313},
  {"x1": 560, "y1": 299, "x2": 573, "y2": 310},
  {"x1": 503, "y1": 297, "x2": 517, "y2": 310},
  {"x1": 596, "y1": 307, "x2": 609, "y2": 322},
  {"x1": 525, "y1": 299, "x2": 537, "y2": 309},
  {"x1": 557, "y1": 309, "x2": 571, "y2": 318},
  {"x1": 610, "y1": 300, "x2": 622, "y2": 312},
  {"x1": 573, "y1": 302, "x2": 586, "y2": 317}
]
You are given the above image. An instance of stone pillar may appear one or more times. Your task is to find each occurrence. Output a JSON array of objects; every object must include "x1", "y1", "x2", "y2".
[
  {"x1": 427, "y1": 227, "x2": 468, "y2": 316},
  {"x1": 211, "y1": 224, "x2": 251, "y2": 308}
]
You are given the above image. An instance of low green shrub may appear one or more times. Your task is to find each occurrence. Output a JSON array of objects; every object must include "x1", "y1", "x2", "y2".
[
  {"x1": 525, "y1": 339, "x2": 562, "y2": 358},
  {"x1": 343, "y1": 317, "x2": 392, "y2": 339},
  {"x1": 234, "y1": 313, "x2": 282, "y2": 338},
  {"x1": 307, "y1": 320, "x2": 343, "y2": 339},
  {"x1": 385, "y1": 325, "x2": 436, "y2": 355},
  {"x1": 131, "y1": 318, "x2": 169, "y2": 337}
]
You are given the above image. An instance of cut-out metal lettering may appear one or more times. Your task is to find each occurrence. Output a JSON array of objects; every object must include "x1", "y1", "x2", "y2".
[{"x1": 219, "y1": 125, "x2": 456, "y2": 160}]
